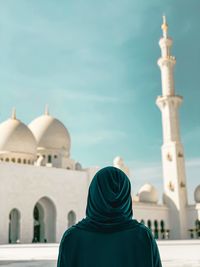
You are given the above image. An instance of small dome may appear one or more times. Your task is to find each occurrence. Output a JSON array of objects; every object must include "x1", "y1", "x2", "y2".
[
  {"x1": 138, "y1": 183, "x2": 158, "y2": 203},
  {"x1": 0, "y1": 116, "x2": 37, "y2": 155},
  {"x1": 113, "y1": 156, "x2": 124, "y2": 166},
  {"x1": 113, "y1": 156, "x2": 130, "y2": 176},
  {"x1": 29, "y1": 113, "x2": 70, "y2": 152},
  {"x1": 194, "y1": 185, "x2": 200, "y2": 203}
]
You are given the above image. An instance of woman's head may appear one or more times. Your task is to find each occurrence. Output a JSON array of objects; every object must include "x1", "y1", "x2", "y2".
[{"x1": 86, "y1": 166, "x2": 133, "y2": 224}]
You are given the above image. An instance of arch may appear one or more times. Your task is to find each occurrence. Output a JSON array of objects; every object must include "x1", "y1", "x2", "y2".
[
  {"x1": 160, "y1": 220, "x2": 164, "y2": 229},
  {"x1": 189, "y1": 228, "x2": 195, "y2": 239},
  {"x1": 68, "y1": 210, "x2": 76, "y2": 228},
  {"x1": 9, "y1": 208, "x2": 20, "y2": 243},
  {"x1": 33, "y1": 196, "x2": 56, "y2": 243},
  {"x1": 140, "y1": 219, "x2": 145, "y2": 224},
  {"x1": 154, "y1": 220, "x2": 159, "y2": 239},
  {"x1": 5, "y1": 158, "x2": 9, "y2": 162},
  {"x1": 11, "y1": 158, "x2": 15, "y2": 163},
  {"x1": 17, "y1": 158, "x2": 21, "y2": 163},
  {"x1": 195, "y1": 219, "x2": 200, "y2": 238},
  {"x1": 23, "y1": 159, "x2": 26, "y2": 164},
  {"x1": 48, "y1": 155, "x2": 52, "y2": 163},
  {"x1": 160, "y1": 220, "x2": 165, "y2": 239},
  {"x1": 147, "y1": 220, "x2": 152, "y2": 230},
  {"x1": 33, "y1": 204, "x2": 44, "y2": 243}
]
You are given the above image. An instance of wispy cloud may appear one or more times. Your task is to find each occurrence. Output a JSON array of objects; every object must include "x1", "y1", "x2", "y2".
[
  {"x1": 73, "y1": 129, "x2": 127, "y2": 146},
  {"x1": 49, "y1": 89, "x2": 120, "y2": 103},
  {"x1": 127, "y1": 160, "x2": 162, "y2": 180},
  {"x1": 186, "y1": 157, "x2": 200, "y2": 167},
  {"x1": 182, "y1": 126, "x2": 200, "y2": 143}
]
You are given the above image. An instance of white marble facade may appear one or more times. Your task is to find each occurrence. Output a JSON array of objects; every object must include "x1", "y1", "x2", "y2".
[{"x1": 0, "y1": 18, "x2": 200, "y2": 244}]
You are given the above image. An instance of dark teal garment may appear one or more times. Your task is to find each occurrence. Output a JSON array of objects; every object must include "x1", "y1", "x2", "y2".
[{"x1": 57, "y1": 167, "x2": 162, "y2": 267}]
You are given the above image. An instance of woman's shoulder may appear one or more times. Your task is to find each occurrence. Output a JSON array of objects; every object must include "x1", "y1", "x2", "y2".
[
  {"x1": 135, "y1": 222, "x2": 154, "y2": 236},
  {"x1": 137, "y1": 222, "x2": 152, "y2": 232},
  {"x1": 60, "y1": 220, "x2": 153, "y2": 242},
  {"x1": 60, "y1": 226, "x2": 78, "y2": 245}
]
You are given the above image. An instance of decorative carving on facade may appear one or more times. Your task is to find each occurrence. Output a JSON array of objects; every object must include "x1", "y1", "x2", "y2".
[
  {"x1": 180, "y1": 182, "x2": 186, "y2": 188},
  {"x1": 166, "y1": 153, "x2": 172, "y2": 161},
  {"x1": 178, "y1": 152, "x2": 183, "y2": 158},
  {"x1": 168, "y1": 181, "x2": 174, "y2": 192}
]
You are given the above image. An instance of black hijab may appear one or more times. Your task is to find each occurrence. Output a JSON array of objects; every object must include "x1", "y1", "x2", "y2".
[{"x1": 76, "y1": 166, "x2": 137, "y2": 232}]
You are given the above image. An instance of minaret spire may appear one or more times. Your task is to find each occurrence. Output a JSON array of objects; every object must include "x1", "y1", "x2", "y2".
[
  {"x1": 11, "y1": 107, "x2": 16, "y2": 120},
  {"x1": 156, "y1": 17, "x2": 188, "y2": 239},
  {"x1": 45, "y1": 104, "x2": 49, "y2": 116},
  {"x1": 161, "y1": 15, "x2": 168, "y2": 38},
  {"x1": 157, "y1": 16, "x2": 175, "y2": 96}
]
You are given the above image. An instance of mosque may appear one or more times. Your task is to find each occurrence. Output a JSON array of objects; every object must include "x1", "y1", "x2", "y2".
[{"x1": 0, "y1": 17, "x2": 200, "y2": 244}]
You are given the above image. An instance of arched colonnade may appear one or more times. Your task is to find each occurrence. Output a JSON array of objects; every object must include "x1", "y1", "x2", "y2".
[{"x1": 8, "y1": 196, "x2": 77, "y2": 243}]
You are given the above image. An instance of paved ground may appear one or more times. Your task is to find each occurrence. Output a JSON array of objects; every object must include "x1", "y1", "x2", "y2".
[
  {"x1": 163, "y1": 260, "x2": 200, "y2": 267},
  {"x1": 0, "y1": 260, "x2": 200, "y2": 267},
  {"x1": 0, "y1": 261, "x2": 56, "y2": 267},
  {"x1": 0, "y1": 240, "x2": 199, "y2": 266}
]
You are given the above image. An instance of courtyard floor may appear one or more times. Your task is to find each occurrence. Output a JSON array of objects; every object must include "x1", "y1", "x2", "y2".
[
  {"x1": 0, "y1": 240, "x2": 199, "y2": 267},
  {"x1": 0, "y1": 259, "x2": 200, "y2": 267}
]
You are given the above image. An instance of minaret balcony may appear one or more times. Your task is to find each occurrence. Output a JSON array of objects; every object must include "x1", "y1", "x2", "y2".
[
  {"x1": 156, "y1": 95, "x2": 183, "y2": 110},
  {"x1": 157, "y1": 56, "x2": 176, "y2": 68},
  {"x1": 159, "y1": 37, "x2": 173, "y2": 47}
]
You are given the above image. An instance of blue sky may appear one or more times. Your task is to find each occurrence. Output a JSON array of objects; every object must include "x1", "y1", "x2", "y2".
[{"x1": 0, "y1": 0, "x2": 199, "y2": 203}]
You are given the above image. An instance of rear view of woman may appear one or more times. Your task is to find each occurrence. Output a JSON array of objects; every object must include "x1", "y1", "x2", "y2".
[{"x1": 57, "y1": 166, "x2": 162, "y2": 267}]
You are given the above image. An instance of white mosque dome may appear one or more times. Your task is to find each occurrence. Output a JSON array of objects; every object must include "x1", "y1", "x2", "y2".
[
  {"x1": 0, "y1": 113, "x2": 37, "y2": 155},
  {"x1": 138, "y1": 183, "x2": 158, "y2": 203},
  {"x1": 29, "y1": 111, "x2": 71, "y2": 152},
  {"x1": 194, "y1": 185, "x2": 200, "y2": 203}
]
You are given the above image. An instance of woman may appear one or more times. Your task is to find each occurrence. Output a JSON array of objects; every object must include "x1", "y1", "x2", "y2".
[{"x1": 57, "y1": 166, "x2": 162, "y2": 267}]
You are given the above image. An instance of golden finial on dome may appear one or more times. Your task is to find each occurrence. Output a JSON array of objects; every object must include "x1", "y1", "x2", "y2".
[
  {"x1": 45, "y1": 104, "x2": 49, "y2": 115},
  {"x1": 161, "y1": 15, "x2": 168, "y2": 37},
  {"x1": 11, "y1": 107, "x2": 16, "y2": 120}
]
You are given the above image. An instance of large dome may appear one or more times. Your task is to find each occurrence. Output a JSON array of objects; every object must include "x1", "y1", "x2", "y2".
[
  {"x1": 0, "y1": 116, "x2": 37, "y2": 155},
  {"x1": 194, "y1": 185, "x2": 200, "y2": 203},
  {"x1": 138, "y1": 183, "x2": 158, "y2": 203},
  {"x1": 29, "y1": 113, "x2": 71, "y2": 152}
]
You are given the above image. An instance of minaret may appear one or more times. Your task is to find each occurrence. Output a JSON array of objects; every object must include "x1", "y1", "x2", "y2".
[{"x1": 156, "y1": 16, "x2": 188, "y2": 239}]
